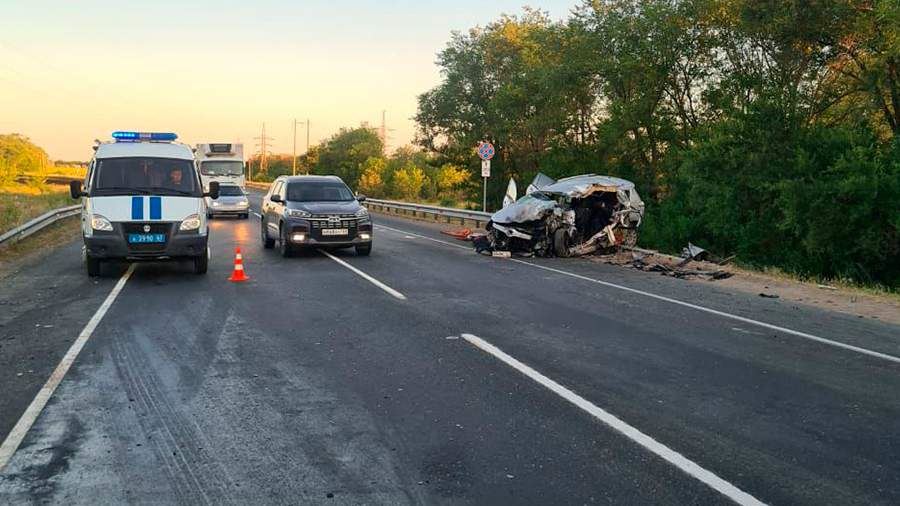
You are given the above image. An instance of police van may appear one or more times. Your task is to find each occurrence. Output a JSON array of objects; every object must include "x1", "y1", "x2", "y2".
[{"x1": 69, "y1": 132, "x2": 221, "y2": 276}]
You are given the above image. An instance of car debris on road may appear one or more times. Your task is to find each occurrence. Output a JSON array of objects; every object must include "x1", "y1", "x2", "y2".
[
  {"x1": 598, "y1": 250, "x2": 734, "y2": 281},
  {"x1": 478, "y1": 173, "x2": 645, "y2": 258}
]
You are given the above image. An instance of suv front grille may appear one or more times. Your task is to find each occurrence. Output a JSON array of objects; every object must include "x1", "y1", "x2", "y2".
[{"x1": 310, "y1": 215, "x2": 358, "y2": 229}]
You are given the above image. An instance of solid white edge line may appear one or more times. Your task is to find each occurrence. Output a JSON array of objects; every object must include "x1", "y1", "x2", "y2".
[
  {"x1": 377, "y1": 223, "x2": 900, "y2": 365},
  {"x1": 506, "y1": 259, "x2": 900, "y2": 365},
  {"x1": 0, "y1": 264, "x2": 135, "y2": 472},
  {"x1": 319, "y1": 249, "x2": 407, "y2": 301},
  {"x1": 461, "y1": 333, "x2": 767, "y2": 506}
]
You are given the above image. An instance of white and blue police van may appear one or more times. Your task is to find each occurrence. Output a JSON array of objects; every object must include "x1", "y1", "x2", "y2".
[{"x1": 69, "y1": 131, "x2": 221, "y2": 276}]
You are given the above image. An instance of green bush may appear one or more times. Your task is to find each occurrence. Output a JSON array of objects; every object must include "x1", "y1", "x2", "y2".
[{"x1": 640, "y1": 113, "x2": 900, "y2": 287}]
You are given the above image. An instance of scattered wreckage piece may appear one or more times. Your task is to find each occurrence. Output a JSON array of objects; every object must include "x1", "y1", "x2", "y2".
[
  {"x1": 480, "y1": 173, "x2": 645, "y2": 258},
  {"x1": 679, "y1": 242, "x2": 734, "y2": 266},
  {"x1": 681, "y1": 242, "x2": 709, "y2": 261},
  {"x1": 603, "y1": 251, "x2": 733, "y2": 281},
  {"x1": 441, "y1": 228, "x2": 474, "y2": 241}
]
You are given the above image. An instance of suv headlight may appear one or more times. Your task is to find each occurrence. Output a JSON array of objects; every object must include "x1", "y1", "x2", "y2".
[
  {"x1": 355, "y1": 207, "x2": 369, "y2": 218},
  {"x1": 179, "y1": 214, "x2": 202, "y2": 231},
  {"x1": 91, "y1": 214, "x2": 113, "y2": 231},
  {"x1": 286, "y1": 208, "x2": 311, "y2": 218}
]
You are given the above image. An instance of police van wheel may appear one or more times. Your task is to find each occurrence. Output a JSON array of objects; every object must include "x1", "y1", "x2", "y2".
[
  {"x1": 193, "y1": 253, "x2": 208, "y2": 275},
  {"x1": 85, "y1": 255, "x2": 101, "y2": 277}
]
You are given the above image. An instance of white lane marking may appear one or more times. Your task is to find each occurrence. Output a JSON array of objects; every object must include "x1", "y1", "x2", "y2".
[
  {"x1": 0, "y1": 264, "x2": 135, "y2": 472},
  {"x1": 461, "y1": 333, "x2": 767, "y2": 506},
  {"x1": 377, "y1": 223, "x2": 900, "y2": 365},
  {"x1": 252, "y1": 212, "x2": 262, "y2": 219},
  {"x1": 508, "y1": 259, "x2": 900, "y2": 364},
  {"x1": 376, "y1": 224, "x2": 469, "y2": 250},
  {"x1": 319, "y1": 249, "x2": 407, "y2": 301}
]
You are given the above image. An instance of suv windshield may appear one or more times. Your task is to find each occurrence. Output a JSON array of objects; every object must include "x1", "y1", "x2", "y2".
[
  {"x1": 201, "y1": 161, "x2": 243, "y2": 176},
  {"x1": 90, "y1": 157, "x2": 199, "y2": 196},
  {"x1": 218, "y1": 185, "x2": 244, "y2": 196},
  {"x1": 286, "y1": 181, "x2": 355, "y2": 202}
]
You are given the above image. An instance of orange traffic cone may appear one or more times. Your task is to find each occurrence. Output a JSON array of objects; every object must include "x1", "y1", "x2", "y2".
[{"x1": 228, "y1": 247, "x2": 249, "y2": 282}]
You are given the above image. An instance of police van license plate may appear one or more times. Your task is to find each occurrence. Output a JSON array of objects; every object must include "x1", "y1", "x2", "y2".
[
  {"x1": 321, "y1": 228, "x2": 348, "y2": 236},
  {"x1": 128, "y1": 233, "x2": 166, "y2": 243}
]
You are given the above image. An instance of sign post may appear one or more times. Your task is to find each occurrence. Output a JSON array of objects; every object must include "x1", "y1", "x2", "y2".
[{"x1": 477, "y1": 141, "x2": 495, "y2": 212}]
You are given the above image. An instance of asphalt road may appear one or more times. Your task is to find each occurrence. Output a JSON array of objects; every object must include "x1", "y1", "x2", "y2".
[{"x1": 0, "y1": 193, "x2": 898, "y2": 505}]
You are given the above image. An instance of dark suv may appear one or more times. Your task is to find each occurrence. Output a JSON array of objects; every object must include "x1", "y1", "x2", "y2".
[{"x1": 260, "y1": 175, "x2": 372, "y2": 257}]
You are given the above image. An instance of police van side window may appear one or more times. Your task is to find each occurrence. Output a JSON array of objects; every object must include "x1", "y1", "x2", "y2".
[{"x1": 85, "y1": 160, "x2": 95, "y2": 189}]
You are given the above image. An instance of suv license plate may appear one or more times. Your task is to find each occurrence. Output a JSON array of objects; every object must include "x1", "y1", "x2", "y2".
[{"x1": 321, "y1": 228, "x2": 348, "y2": 236}]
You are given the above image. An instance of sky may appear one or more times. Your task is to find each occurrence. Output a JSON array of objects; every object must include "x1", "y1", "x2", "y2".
[{"x1": 0, "y1": 0, "x2": 574, "y2": 161}]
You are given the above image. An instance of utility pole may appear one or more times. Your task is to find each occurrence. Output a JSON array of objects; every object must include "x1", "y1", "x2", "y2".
[
  {"x1": 379, "y1": 110, "x2": 394, "y2": 155},
  {"x1": 292, "y1": 119, "x2": 297, "y2": 176},
  {"x1": 292, "y1": 119, "x2": 310, "y2": 175}
]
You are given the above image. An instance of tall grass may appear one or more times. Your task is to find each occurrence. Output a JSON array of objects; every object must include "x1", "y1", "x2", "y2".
[{"x1": 0, "y1": 183, "x2": 73, "y2": 234}]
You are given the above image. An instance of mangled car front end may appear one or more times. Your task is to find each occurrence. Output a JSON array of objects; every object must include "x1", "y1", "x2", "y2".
[{"x1": 483, "y1": 174, "x2": 644, "y2": 257}]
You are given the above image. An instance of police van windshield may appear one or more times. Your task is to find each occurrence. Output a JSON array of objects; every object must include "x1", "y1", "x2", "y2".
[
  {"x1": 200, "y1": 161, "x2": 243, "y2": 176},
  {"x1": 91, "y1": 157, "x2": 199, "y2": 197},
  {"x1": 287, "y1": 181, "x2": 355, "y2": 202}
]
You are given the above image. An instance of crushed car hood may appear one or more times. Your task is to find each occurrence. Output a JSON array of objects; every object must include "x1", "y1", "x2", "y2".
[
  {"x1": 491, "y1": 174, "x2": 643, "y2": 225},
  {"x1": 541, "y1": 174, "x2": 635, "y2": 197},
  {"x1": 491, "y1": 193, "x2": 558, "y2": 224}
]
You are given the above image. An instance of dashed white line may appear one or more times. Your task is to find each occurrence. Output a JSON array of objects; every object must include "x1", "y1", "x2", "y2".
[
  {"x1": 0, "y1": 264, "x2": 135, "y2": 472},
  {"x1": 376, "y1": 222, "x2": 900, "y2": 364},
  {"x1": 461, "y1": 332, "x2": 767, "y2": 506},
  {"x1": 319, "y1": 249, "x2": 407, "y2": 300}
]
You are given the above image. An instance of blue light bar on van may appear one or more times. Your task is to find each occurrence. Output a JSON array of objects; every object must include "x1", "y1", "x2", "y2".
[{"x1": 111, "y1": 131, "x2": 178, "y2": 142}]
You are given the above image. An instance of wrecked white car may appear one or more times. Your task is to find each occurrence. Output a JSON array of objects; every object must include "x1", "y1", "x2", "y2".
[{"x1": 481, "y1": 174, "x2": 645, "y2": 257}]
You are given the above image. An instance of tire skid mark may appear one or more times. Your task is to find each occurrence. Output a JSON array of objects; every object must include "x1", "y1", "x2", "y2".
[
  {"x1": 112, "y1": 336, "x2": 234, "y2": 505},
  {"x1": 117, "y1": 336, "x2": 233, "y2": 504},
  {"x1": 124, "y1": 337, "x2": 237, "y2": 501},
  {"x1": 112, "y1": 337, "x2": 200, "y2": 504},
  {"x1": 115, "y1": 337, "x2": 225, "y2": 504}
]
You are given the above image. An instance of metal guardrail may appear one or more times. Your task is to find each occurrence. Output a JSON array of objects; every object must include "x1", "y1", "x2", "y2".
[
  {"x1": 364, "y1": 199, "x2": 491, "y2": 226},
  {"x1": 0, "y1": 186, "x2": 490, "y2": 248},
  {"x1": 0, "y1": 205, "x2": 81, "y2": 247},
  {"x1": 243, "y1": 181, "x2": 491, "y2": 225}
]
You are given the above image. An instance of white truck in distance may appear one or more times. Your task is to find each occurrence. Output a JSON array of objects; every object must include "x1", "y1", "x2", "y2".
[{"x1": 196, "y1": 143, "x2": 245, "y2": 190}]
